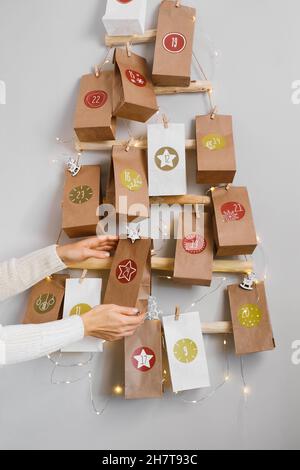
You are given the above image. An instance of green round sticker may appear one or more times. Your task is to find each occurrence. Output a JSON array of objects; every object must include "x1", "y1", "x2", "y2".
[
  {"x1": 34, "y1": 293, "x2": 56, "y2": 314},
  {"x1": 173, "y1": 338, "x2": 198, "y2": 363},
  {"x1": 202, "y1": 134, "x2": 226, "y2": 151},
  {"x1": 154, "y1": 147, "x2": 179, "y2": 171},
  {"x1": 69, "y1": 185, "x2": 93, "y2": 204},
  {"x1": 120, "y1": 169, "x2": 143, "y2": 191},
  {"x1": 238, "y1": 304, "x2": 262, "y2": 328},
  {"x1": 69, "y1": 303, "x2": 92, "y2": 316}
]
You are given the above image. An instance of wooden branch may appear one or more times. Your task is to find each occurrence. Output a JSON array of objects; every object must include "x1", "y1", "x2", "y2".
[
  {"x1": 75, "y1": 137, "x2": 196, "y2": 152},
  {"x1": 201, "y1": 321, "x2": 232, "y2": 334},
  {"x1": 105, "y1": 29, "x2": 157, "y2": 47},
  {"x1": 150, "y1": 195, "x2": 211, "y2": 206},
  {"x1": 68, "y1": 257, "x2": 253, "y2": 274},
  {"x1": 155, "y1": 80, "x2": 212, "y2": 95}
]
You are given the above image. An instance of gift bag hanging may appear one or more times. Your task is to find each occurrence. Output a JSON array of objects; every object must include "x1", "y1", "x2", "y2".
[
  {"x1": 102, "y1": 0, "x2": 147, "y2": 36},
  {"x1": 173, "y1": 211, "x2": 214, "y2": 286},
  {"x1": 61, "y1": 278, "x2": 103, "y2": 353},
  {"x1": 227, "y1": 281, "x2": 275, "y2": 355},
  {"x1": 104, "y1": 157, "x2": 115, "y2": 206},
  {"x1": 23, "y1": 275, "x2": 69, "y2": 324},
  {"x1": 113, "y1": 48, "x2": 158, "y2": 122},
  {"x1": 135, "y1": 252, "x2": 151, "y2": 313},
  {"x1": 152, "y1": 0, "x2": 196, "y2": 86},
  {"x1": 196, "y1": 114, "x2": 236, "y2": 184},
  {"x1": 103, "y1": 237, "x2": 151, "y2": 307},
  {"x1": 125, "y1": 319, "x2": 163, "y2": 399},
  {"x1": 147, "y1": 122, "x2": 187, "y2": 196},
  {"x1": 211, "y1": 185, "x2": 257, "y2": 256},
  {"x1": 62, "y1": 165, "x2": 101, "y2": 238},
  {"x1": 74, "y1": 71, "x2": 116, "y2": 142},
  {"x1": 112, "y1": 145, "x2": 149, "y2": 218},
  {"x1": 163, "y1": 311, "x2": 210, "y2": 392}
]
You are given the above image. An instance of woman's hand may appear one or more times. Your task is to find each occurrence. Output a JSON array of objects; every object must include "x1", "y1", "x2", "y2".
[
  {"x1": 56, "y1": 236, "x2": 118, "y2": 265},
  {"x1": 81, "y1": 304, "x2": 145, "y2": 342}
]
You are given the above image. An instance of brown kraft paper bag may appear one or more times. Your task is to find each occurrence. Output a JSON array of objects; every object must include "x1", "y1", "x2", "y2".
[
  {"x1": 135, "y1": 252, "x2": 152, "y2": 313},
  {"x1": 152, "y1": 0, "x2": 196, "y2": 87},
  {"x1": 173, "y1": 211, "x2": 214, "y2": 286},
  {"x1": 125, "y1": 319, "x2": 163, "y2": 399},
  {"x1": 62, "y1": 165, "x2": 101, "y2": 238},
  {"x1": 113, "y1": 48, "x2": 158, "y2": 122},
  {"x1": 74, "y1": 71, "x2": 116, "y2": 142},
  {"x1": 104, "y1": 157, "x2": 115, "y2": 206},
  {"x1": 196, "y1": 114, "x2": 236, "y2": 184},
  {"x1": 112, "y1": 145, "x2": 149, "y2": 218},
  {"x1": 23, "y1": 274, "x2": 69, "y2": 324},
  {"x1": 211, "y1": 186, "x2": 257, "y2": 256},
  {"x1": 103, "y1": 238, "x2": 151, "y2": 307},
  {"x1": 227, "y1": 282, "x2": 275, "y2": 355}
]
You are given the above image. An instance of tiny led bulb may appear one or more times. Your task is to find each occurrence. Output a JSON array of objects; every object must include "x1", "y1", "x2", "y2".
[
  {"x1": 113, "y1": 385, "x2": 123, "y2": 395},
  {"x1": 224, "y1": 340, "x2": 227, "y2": 345},
  {"x1": 225, "y1": 375, "x2": 230, "y2": 382},
  {"x1": 243, "y1": 386, "x2": 250, "y2": 395},
  {"x1": 46, "y1": 276, "x2": 52, "y2": 282}
]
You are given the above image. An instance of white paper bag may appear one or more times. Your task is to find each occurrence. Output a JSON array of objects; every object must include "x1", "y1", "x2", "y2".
[
  {"x1": 147, "y1": 123, "x2": 187, "y2": 196},
  {"x1": 163, "y1": 311, "x2": 210, "y2": 392},
  {"x1": 61, "y1": 278, "x2": 104, "y2": 353},
  {"x1": 102, "y1": 0, "x2": 147, "y2": 36}
]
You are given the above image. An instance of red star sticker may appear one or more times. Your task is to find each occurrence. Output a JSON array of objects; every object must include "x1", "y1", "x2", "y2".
[{"x1": 116, "y1": 259, "x2": 138, "y2": 284}]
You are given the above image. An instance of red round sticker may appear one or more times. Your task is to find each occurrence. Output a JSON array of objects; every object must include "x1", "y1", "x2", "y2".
[
  {"x1": 84, "y1": 90, "x2": 108, "y2": 108},
  {"x1": 126, "y1": 69, "x2": 147, "y2": 87},
  {"x1": 183, "y1": 233, "x2": 207, "y2": 254},
  {"x1": 163, "y1": 32, "x2": 186, "y2": 53},
  {"x1": 131, "y1": 347, "x2": 156, "y2": 372},
  {"x1": 117, "y1": 0, "x2": 133, "y2": 3},
  {"x1": 116, "y1": 259, "x2": 137, "y2": 284},
  {"x1": 221, "y1": 202, "x2": 246, "y2": 222}
]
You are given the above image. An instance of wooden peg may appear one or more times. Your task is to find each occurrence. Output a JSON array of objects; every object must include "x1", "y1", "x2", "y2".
[
  {"x1": 162, "y1": 114, "x2": 169, "y2": 129},
  {"x1": 126, "y1": 42, "x2": 132, "y2": 57},
  {"x1": 175, "y1": 0, "x2": 181, "y2": 7},
  {"x1": 175, "y1": 305, "x2": 180, "y2": 321},
  {"x1": 210, "y1": 106, "x2": 217, "y2": 120},
  {"x1": 125, "y1": 137, "x2": 134, "y2": 152},
  {"x1": 94, "y1": 65, "x2": 100, "y2": 78},
  {"x1": 79, "y1": 269, "x2": 88, "y2": 284}
]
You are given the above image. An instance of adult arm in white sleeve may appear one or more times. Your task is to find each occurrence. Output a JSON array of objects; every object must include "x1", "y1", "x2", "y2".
[
  {"x1": 0, "y1": 315, "x2": 84, "y2": 365},
  {"x1": 0, "y1": 245, "x2": 66, "y2": 302}
]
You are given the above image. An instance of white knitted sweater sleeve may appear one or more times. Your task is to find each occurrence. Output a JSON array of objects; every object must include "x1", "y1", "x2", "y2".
[{"x1": 0, "y1": 245, "x2": 85, "y2": 365}]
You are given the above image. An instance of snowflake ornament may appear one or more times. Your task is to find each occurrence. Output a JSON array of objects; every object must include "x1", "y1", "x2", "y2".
[
  {"x1": 66, "y1": 158, "x2": 81, "y2": 177},
  {"x1": 127, "y1": 224, "x2": 141, "y2": 244}
]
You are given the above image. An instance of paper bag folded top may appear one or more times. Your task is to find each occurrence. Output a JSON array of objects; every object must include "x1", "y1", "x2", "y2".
[
  {"x1": 173, "y1": 211, "x2": 214, "y2": 286},
  {"x1": 113, "y1": 48, "x2": 158, "y2": 123},
  {"x1": 112, "y1": 145, "x2": 149, "y2": 218},
  {"x1": 62, "y1": 165, "x2": 101, "y2": 239},
  {"x1": 23, "y1": 274, "x2": 69, "y2": 324},
  {"x1": 211, "y1": 186, "x2": 257, "y2": 256},
  {"x1": 102, "y1": 0, "x2": 147, "y2": 37},
  {"x1": 196, "y1": 114, "x2": 236, "y2": 184},
  {"x1": 74, "y1": 71, "x2": 116, "y2": 143},
  {"x1": 227, "y1": 282, "x2": 275, "y2": 355},
  {"x1": 152, "y1": 0, "x2": 196, "y2": 87}
]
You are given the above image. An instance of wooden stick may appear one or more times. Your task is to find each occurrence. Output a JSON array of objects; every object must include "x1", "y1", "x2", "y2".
[
  {"x1": 201, "y1": 321, "x2": 232, "y2": 334},
  {"x1": 155, "y1": 81, "x2": 212, "y2": 95},
  {"x1": 105, "y1": 29, "x2": 157, "y2": 47},
  {"x1": 75, "y1": 137, "x2": 197, "y2": 152},
  {"x1": 150, "y1": 195, "x2": 211, "y2": 206},
  {"x1": 68, "y1": 257, "x2": 253, "y2": 274}
]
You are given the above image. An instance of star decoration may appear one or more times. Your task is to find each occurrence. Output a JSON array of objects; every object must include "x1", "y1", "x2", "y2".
[
  {"x1": 127, "y1": 224, "x2": 141, "y2": 244},
  {"x1": 117, "y1": 259, "x2": 137, "y2": 283},
  {"x1": 157, "y1": 149, "x2": 177, "y2": 168},
  {"x1": 133, "y1": 349, "x2": 154, "y2": 369}
]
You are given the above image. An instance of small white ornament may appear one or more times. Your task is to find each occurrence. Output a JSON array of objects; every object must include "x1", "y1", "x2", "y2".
[
  {"x1": 66, "y1": 158, "x2": 81, "y2": 177},
  {"x1": 240, "y1": 272, "x2": 257, "y2": 291},
  {"x1": 127, "y1": 224, "x2": 141, "y2": 244}
]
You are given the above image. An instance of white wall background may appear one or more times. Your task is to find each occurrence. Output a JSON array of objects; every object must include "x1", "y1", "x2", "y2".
[{"x1": 0, "y1": 0, "x2": 299, "y2": 450}]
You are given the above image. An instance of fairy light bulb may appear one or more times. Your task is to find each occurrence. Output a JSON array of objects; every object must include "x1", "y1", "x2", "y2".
[
  {"x1": 113, "y1": 385, "x2": 123, "y2": 395},
  {"x1": 225, "y1": 375, "x2": 230, "y2": 382},
  {"x1": 243, "y1": 386, "x2": 250, "y2": 396}
]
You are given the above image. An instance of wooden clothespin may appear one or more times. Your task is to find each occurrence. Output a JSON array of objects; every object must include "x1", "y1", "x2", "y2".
[
  {"x1": 210, "y1": 105, "x2": 217, "y2": 120},
  {"x1": 175, "y1": 305, "x2": 180, "y2": 321},
  {"x1": 225, "y1": 183, "x2": 231, "y2": 191},
  {"x1": 126, "y1": 42, "x2": 132, "y2": 57},
  {"x1": 94, "y1": 64, "x2": 100, "y2": 78},
  {"x1": 79, "y1": 269, "x2": 88, "y2": 284},
  {"x1": 125, "y1": 137, "x2": 134, "y2": 152},
  {"x1": 194, "y1": 203, "x2": 201, "y2": 219},
  {"x1": 162, "y1": 114, "x2": 169, "y2": 129},
  {"x1": 175, "y1": 0, "x2": 181, "y2": 7}
]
